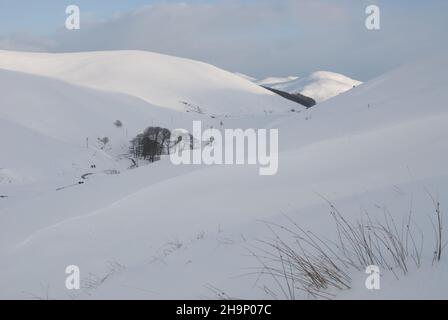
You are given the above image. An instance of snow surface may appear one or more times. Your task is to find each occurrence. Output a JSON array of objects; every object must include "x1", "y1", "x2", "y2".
[
  {"x1": 234, "y1": 72, "x2": 257, "y2": 82},
  {"x1": 259, "y1": 71, "x2": 362, "y2": 103},
  {"x1": 257, "y1": 76, "x2": 299, "y2": 86},
  {"x1": 0, "y1": 50, "x2": 447, "y2": 300}
]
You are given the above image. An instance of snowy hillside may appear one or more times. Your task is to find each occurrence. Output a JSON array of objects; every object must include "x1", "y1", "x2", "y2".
[
  {"x1": 234, "y1": 72, "x2": 257, "y2": 82},
  {"x1": 259, "y1": 71, "x2": 362, "y2": 103},
  {"x1": 257, "y1": 76, "x2": 299, "y2": 86},
  {"x1": 0, "y1": 51, "x2": 448, "y2": 300},
  {"x1": 0, "y1": 50, "x2": 300, "y2": 115},
  {"x1": 0, "y1": 68, "x2": 221, "y2": 186}
]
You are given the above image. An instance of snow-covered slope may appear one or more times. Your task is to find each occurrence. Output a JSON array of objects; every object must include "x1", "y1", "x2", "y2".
[
  {"x1": 257, "y1": 76, "x2": 299, "y2": 86},
  {"x1": 260, "y1": 71, "x2": 362, "y2": 103},
  {"x1": 0, "y1": 50, "x2": 300, "y2": 115},
  {"x1": 0, "y1": 51, "x2": 447, "y2": 300},
  {"x1": 234, "y1": 72, "x2": 257, "y2": 82},
  {"x1": 0, "y1": 68, "x2": 219, "y2": 185}
]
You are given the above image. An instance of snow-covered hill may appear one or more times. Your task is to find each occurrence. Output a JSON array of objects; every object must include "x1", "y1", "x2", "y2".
[
  {"x1": 257, "y1": 76, "x2": 299, "y2": 86},
  {"x1": 234, "y1": 72, "x2": 257, "y2": 82},
  {"x1": 0, "y1": 50, "x2": 300, "y2": 115},
  {"x1": 259, "y1": 71, "x2": 362, "y2": 103},
  {"x1": 0, "y1": 50, "x2": 447, "y2": 300},
  {"x1": 0, "y1": 67, "x2": 218, "y2": 185}
]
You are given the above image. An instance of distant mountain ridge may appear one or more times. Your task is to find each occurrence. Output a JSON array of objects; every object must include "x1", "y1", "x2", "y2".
[
  {"x1": 258, "y1": 71, "x2": 362, "y2": 103},
  {"x1": 257, "y1": 76, "x2": 299, "y2": 86}
]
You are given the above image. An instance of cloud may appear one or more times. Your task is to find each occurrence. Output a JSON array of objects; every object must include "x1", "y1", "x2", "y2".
[
  {"x1": 0, "y1": 33, "x2": 57, "y2": 52},
  {"x1": 1, "y1": 0, "x2": 447, "y2": 80},
  {"x1": 46, "y1": 0, "x2": 368, "y2": 77}
]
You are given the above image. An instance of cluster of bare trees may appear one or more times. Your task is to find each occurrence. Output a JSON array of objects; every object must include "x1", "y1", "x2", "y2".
[{"x1": 130, "y1": 127, "x2": 173, "y2": 162}]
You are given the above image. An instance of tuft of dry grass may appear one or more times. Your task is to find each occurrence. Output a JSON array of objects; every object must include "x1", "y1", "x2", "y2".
[{"x1": 250, "y1": 198, "x2": 444, "y2": 300}]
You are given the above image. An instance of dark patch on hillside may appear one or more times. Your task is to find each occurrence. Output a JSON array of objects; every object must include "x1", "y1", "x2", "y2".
[{"x1": 262, "y1": 86, "x2": 316, "y2": 108}]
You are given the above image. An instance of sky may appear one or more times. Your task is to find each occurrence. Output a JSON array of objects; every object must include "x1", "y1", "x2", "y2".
[{"x1": 0, "y1": 0, "x2": 447, "y2": 81}]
